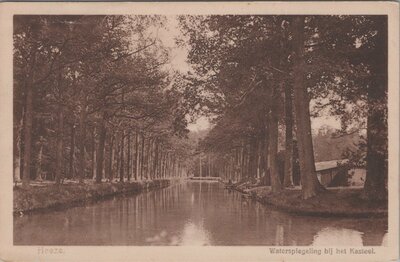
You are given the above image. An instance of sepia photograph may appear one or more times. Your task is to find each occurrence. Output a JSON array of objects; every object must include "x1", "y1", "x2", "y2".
[{"x1": 0, "y1": 2, "x2": 398, "y2": 262}]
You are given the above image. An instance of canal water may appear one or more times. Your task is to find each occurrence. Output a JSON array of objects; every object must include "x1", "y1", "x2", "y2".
[{"x1": 14, "y1": 181, "x2": 388, "y2": 246}]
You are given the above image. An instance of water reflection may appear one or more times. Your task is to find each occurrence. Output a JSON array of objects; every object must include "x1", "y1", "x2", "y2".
[
  {"x1": 14, "y1": 182, "x2": 387, "y2": 246},
  {"x1": 313, "y1": 227, "x2": 364, "y2": 246}
]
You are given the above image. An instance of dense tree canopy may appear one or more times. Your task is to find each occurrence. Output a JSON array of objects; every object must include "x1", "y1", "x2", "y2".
[
  {"x1": 179, "y1": 15, "x2": 388, "y2": 199},
  {"x1": 14, "y1": 15, "x2": 193, "y2": 186}
]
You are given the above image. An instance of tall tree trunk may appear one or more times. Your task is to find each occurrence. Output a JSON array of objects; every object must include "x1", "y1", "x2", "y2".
[
  {"x1": 283, "y1": 84, "x2": 294, "y2": 187},
  {"x1": 153, "y1": 139, "x2": 159, "y2": 180},
  {"x1": 22, "y1": 70, "x2": 35, "y2": 187},
  {"x1": 21, "y1": 25, "x2": 41, "y2": 187},
  {"x1": 115, "y1": 134, "x2": 120, "y2": 182},
  {"x1": 119, "y1": 131, "x2": 125, "y2": 182},
  {"x1": 163, "y1": 152, "x2": 168, "y2": 178},
  {"x1": 166, "y1": 154, "x2": 169, "y2": 178},
  {"x1": 233, "y1": 148, "x2": 237, "y2": 181},
  {"x1": 78, "y1": 94, "x2": 87, "y2": 184},
  {"x1": 15, "y1": 108, "x2": 24, "y2": 183},
  {"x1": 135, "y1": 132, "x2": 139, "y2": 180},
  {"x1": 208, "y1": 155, "x2": 211, "y2": 177},
  {"x1": 147, "y1": 139, "x2": 152, "y2": 180},
  {"x1": 106, "y1": 134, "x2": 114, "y2": 181},
  {"x1": 240, "y1": 143, "x2": 245, "y2": 181},
  {"x1": 363, "y1": 17, "x2": 388, "y2": 200},
  {"x1": 292, "y1": 16, "x2": 324, "y2": 199},
  {"x1": 244, "y1": 145, "x2": 250, "y2": 181},
  {"x1": 199, "y1": 154, "x2": 202, "y2": 177},
  {"x1": 55, "y1": 104, "x2": 64, "y2": 185},
  {"x1": 174, "y1": 157, "x2": 177, "y2": 177},
  {"x1": 268, "y1": 91, "x2": 282, "y2": 192},
  {"x1": 36, "y1": 142, "x2": 43, "y2": 181},
  {"x1": 159, "y1": 146, "x2": 164, "y2": 178},
  {"x1": 210, "y1": 157, "x2": 212, "y2": 177},
  {"x1": 264, "y1": 121, "x2": 271, "y2": 186},
  {"x1": 140, "y1": 133, "x2": 145, "y2": 180},
  {"x1": 256, "y1": 139, "x2": 261, "y2": 180},
  {"x1": 144, "y1": 138, "x2": 150, "y2": 179},
  {"x1": 167, "y1": 154, "x2": 171, "y2": 178},
  {"x1": 127, "y1": 133, "x2": 131, "y2": 181},
  {"x1": 91, "y1": 127, "x2": 97, "y2": 180},
  {"x1": 96, "y1": 113, "x2": 107, "y2": 183},
  {"x1": 69, "y1": 124, "x2": 76, "y2": 179},
  {"x1": 249, "y1": 137, "x2": 257, "y2": 183},
  {"x1": 158, "y1": 150, "x2": 163, "y2": 178},
  {"x1": 150, "y1": 139, "x2": 155, "y2": 180}
]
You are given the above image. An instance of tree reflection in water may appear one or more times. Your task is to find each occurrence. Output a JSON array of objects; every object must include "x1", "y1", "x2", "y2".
[{"x1": 14, "y1": 182, "x2": 387, "y2": 246}]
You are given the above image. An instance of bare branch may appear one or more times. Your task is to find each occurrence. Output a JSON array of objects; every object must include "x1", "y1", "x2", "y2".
[{"x1": 112, "y1": 40, "x2": 157, "y2": 62}]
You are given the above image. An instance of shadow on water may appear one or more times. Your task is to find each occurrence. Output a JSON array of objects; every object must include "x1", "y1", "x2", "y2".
[{"x1": 14, "y1": 181, "x2": 387, "y2": 246}]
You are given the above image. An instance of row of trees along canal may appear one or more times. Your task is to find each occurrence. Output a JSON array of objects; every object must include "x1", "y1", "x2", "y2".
[
  {"x1": 14, "y1": 16, "x2": 196, "y2": 187},
  {"x1": 180, "y1": 15, "x2": 388, "y2": 200}
]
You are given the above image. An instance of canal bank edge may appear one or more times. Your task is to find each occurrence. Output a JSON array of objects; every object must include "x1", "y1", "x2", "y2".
[
  {"x1": 14, "y1": 179, "x2": 178, "y2": 214},
  {"x1": 222, "y1": 182, "x2": 388, "y2": 218}
]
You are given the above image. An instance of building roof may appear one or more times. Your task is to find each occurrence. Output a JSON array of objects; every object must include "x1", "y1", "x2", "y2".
[{"x1": 315, "y1": 159, "x2": 349, "y2": 172}]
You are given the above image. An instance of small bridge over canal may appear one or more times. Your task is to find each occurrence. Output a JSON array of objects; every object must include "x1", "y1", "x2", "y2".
[{"x1": 189, "y1": 176, "x2": 222, "y2": 181}]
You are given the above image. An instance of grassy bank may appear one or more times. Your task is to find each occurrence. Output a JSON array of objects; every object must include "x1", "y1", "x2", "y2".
[
  {"x1": 14, "y1": 179, "x2": 174, "y2": 214},
  {"x1": 224, "y1": 183, "x2": 387, "y2": 218}
]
